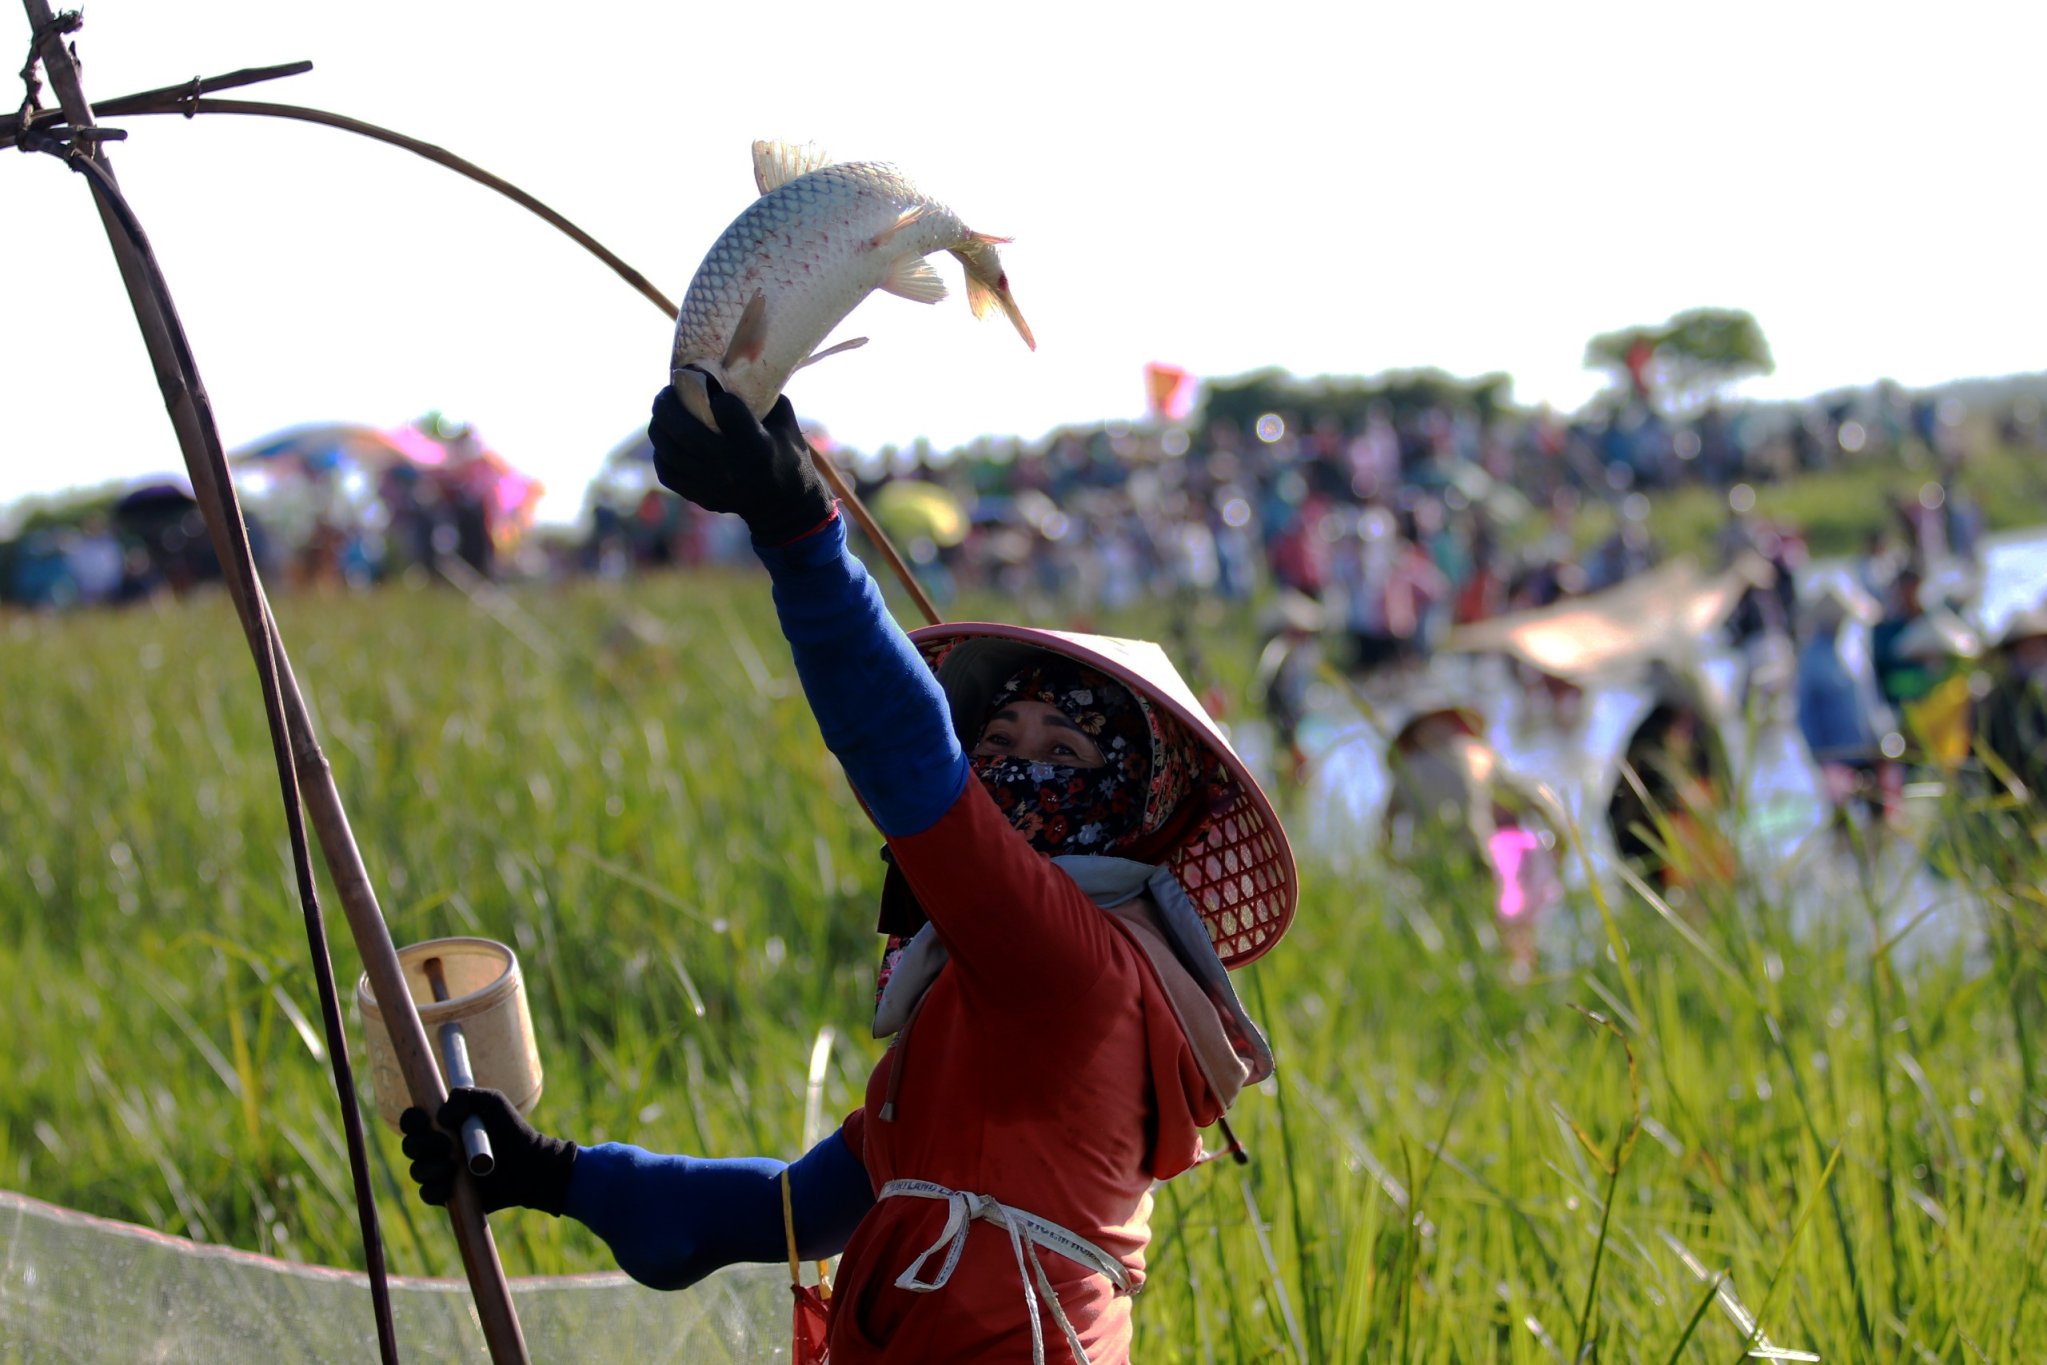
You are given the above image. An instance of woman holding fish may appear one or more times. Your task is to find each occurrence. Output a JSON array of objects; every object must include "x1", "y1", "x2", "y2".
[
  {"x1": 405, "y1": 383, "x2": 1295, "y2": 1363},
  {"x1": 401, "y1": 145, "x2": 1295, "y2": 1363}
]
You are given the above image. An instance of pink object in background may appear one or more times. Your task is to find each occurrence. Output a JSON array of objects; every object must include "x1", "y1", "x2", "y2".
[
  {"x1": 1489, "y1": 828, "x2": 1539, "y2": 919},
  {"x1": 1488, "y1": 826, "x2": 1562, "y2": 923},
  {"x1": 377, "y1": 423, "x2": 450, "y2": 467}
]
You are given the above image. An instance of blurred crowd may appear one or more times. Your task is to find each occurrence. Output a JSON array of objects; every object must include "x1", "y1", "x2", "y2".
[
  {"x1": 589, "y1": 382, "x2": 2037, "y2": 641},
  {"x1": 1, "y1": 419, "x2": 537, "y2": 609},
  {"x1": 582, "y1": 378, "x2": 2047, "y2": 861},
  {"x1": 8, "y1": 378, "x2": 2045, "y2": 654}
]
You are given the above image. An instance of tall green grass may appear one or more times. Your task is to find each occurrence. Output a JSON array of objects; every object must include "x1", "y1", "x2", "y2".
[{"x1": 2, "y1": 571, "x2": 2040, "y2": 1360}]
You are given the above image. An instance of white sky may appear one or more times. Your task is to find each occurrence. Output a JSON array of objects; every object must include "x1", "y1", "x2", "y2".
[{"x1": 2, "y1": 1, "x2": 2039, "y2": 524}]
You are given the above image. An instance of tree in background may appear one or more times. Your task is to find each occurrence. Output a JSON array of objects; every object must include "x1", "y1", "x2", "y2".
[
  {"x1": 1200, "y1": 366, "x2": 1515, "y2": 434},
  {"x1": 1585, "y1": 307, "x2": 1774, "y2": 417}
]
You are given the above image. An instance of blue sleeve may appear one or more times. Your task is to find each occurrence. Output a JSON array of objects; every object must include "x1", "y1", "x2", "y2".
[
  {"x1": 751, "y1": 512, "x2": 969, "y2": 837},
  {"x1": 562, "y1": 1128, "x2": 873, "y2": 1291}
]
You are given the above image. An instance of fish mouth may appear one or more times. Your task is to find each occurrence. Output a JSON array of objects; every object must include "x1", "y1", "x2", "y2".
[{"x1": 996, "y1": 287, "x2": 1036, "y2": 352}]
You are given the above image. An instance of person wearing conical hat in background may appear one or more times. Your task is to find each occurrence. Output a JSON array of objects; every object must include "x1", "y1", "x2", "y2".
[
  {"x1": 1976, "y1": 599, "x2": 2047, "y2": 815},
  {"x1": 1884, "y1": 598, "x2": 1983, "y2": 773},
  {"x1": 1868, "y1": 567, "x2": 1984, "y2": 771},
  {"x1": 1381, "y1": 704, "x2": 1562, "y2": 976},
  {"x1": 400, "y1": 378, "x2": 1295, "y2": 1365},
  {"x1": 1383, "y1": 705, "x2": 1497, "y2": 857},
  {"x1": 1607, "y1": 663, "x2": 1737, "y2": 891},
  {"x1": 1251, "y1": 589, "x2": 1325, "y2": 794}
]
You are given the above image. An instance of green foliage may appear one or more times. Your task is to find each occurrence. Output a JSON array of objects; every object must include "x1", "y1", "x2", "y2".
[
  {"x1": 1599, "y1": 442, "x2": 2047, "y2": 561},
  {"x1": 1586, "y1": 308, "x2": 1775, "y2": 416},
  {"x1": 0, "y1": 478, "x2": 141, "y2": 536},
  {"x1": 2, "y1": 572, "x2": 2043, "y2": 1360}
]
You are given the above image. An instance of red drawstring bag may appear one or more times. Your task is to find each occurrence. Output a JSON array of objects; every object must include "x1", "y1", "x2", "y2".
[
  {"x1": 791, "y1": 1283, "x2": 832, "y2": 1365},
  {"x1": 783, "y1": 1169, "x2": 834, "y2": 1364}
]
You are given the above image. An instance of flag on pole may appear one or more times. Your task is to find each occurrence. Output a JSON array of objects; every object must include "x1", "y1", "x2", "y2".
[{"x1": 1144, "y1": 363, "x2": 1196, "y2": 423}]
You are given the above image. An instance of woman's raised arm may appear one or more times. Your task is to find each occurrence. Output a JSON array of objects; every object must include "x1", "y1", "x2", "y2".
[{"x1": 648, "y1": 380, "x2": 968, "y2": 836}]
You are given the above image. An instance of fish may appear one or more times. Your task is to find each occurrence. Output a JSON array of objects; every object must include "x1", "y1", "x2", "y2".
[{"x1": 670, "y1": 141, "x2": 1035, "y2": 428}]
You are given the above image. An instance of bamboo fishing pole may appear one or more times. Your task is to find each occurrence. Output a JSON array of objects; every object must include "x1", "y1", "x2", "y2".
[{"x1": 15, "y1": 11, "x2": 529, "y2": 1361}]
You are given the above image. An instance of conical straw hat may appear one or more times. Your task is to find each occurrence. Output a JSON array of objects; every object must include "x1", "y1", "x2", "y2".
[
  {"x1": 1998, "y1": 600, "x2": 2047, "y2": 649},
  {"x1": 911, "y1": 622, "x2": 1297, "y2": 969},
  {"x1": 1892, "y1": 610, "x2": 1981, "y2": 661}
]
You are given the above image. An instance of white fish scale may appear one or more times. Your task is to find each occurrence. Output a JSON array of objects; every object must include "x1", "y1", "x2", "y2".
[{"x1": 672, "y1": 162, "x2": 972, "y2": 417}]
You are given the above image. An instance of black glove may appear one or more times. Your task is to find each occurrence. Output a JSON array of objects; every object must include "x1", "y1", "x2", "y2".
[
  {"x1": 648, "y1": 372, "x2": 835, "y2": 547},
  {"x1": 398, "y1": 1087, "x2": 578, "y2": 1216}
]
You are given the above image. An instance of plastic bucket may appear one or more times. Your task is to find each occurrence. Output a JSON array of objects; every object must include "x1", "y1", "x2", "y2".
[{"x1": 356, "y1": 937, "x2": 543, "y2": 1128}]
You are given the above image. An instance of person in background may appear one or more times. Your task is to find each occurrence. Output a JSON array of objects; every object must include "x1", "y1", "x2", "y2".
[
  {"x1": 1385, "y1": 509, "x2": 1451, "y2": 669},
  {"x1": 1794, "y1": 584, "x2": 1895, "y2": 827},
  {"x1": 1977, "y1": 602, "x2": 2047, "y2": 813},
  {"x1": 1870, "y1": 567, "x2": 1931, "y2": 711},
  {"x1": 1874, "y1": 571, "x2": 1981, "y2": 771},
  {"x1": 1945, "y1": 484, "x2": 1984, "y2": 571},
  {"x1": 1453, "y1": 521, "x2": 1507, "y2": 626},
  {"x1": 1608, "y1": 666, "x2": 1734, "y2": 888},
  {"x1": 1857, "y1": 528, "x2": 1902, "y2": 604},
  {"x1": 1252, "y1": 590, "x2": 1325, "y2": 793},
  {"x1": 1381, "y1": 706, "x2": 1560, "y2": 976},
  {"x1": 1333, "y1": 507, "x2": 1400, "y2": 677}
]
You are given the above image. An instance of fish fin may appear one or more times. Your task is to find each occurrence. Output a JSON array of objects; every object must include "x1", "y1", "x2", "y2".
[
  {"x1": 867, "y1": 205, "x2": 928, "y2": 249},
  {"x1": 970, "y1": 231, "x2": 1014, "y2": 245},
  {"x1": 794, "y1": 337, "x2": 870, "y2": 373},
  {"x1": 751, "y1": 140, "x2": 833, "y2": 195},
  {"x1": 951, "y1": 250, "x2": 1037, "y2": 352},
  {"x1": 879, "y1": 255, "x2": 948, "y2": 305},
  {"x1": 960, "y1": 268, "x2": 1000, "y2": 322},
  {"x1": 720, "y1": 290, "x2": 770, "y2": 369}
]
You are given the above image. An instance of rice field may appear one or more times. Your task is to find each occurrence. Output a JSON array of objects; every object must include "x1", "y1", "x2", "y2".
[{"x1": 2, "y1": 568, "x2": 2041, "y2": 1362}]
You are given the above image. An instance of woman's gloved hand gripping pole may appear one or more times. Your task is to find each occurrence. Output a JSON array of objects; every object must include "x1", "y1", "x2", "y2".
[{"x1": 400, "y1": 1086, "x2": 870, "y2": 1289}]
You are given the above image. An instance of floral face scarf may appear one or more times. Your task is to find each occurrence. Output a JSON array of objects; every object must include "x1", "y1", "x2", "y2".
[
  {"x1": 969, "y1": 658, "x2": 1156, "y2": 857},
  {"x1": 874, "y1": 652, "x2": 1210, "y2": 1007}
]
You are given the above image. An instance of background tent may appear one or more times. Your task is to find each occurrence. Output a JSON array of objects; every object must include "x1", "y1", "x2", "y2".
[{"x1": 229, "y1": 420, "x2": 545, "y2": 580}]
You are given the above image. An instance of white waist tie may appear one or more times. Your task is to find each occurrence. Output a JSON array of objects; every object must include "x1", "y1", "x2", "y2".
[{"x1": 878, "y1": 1178, "x2": 1133, "y2": 1365}]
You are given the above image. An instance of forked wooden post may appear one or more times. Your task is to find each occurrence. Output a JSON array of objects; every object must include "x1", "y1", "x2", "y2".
[{"x1": 18, "y1": 5, "x2": 529, "y2": 1360}]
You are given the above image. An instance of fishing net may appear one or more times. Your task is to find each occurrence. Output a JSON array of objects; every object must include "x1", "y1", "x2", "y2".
[{"x1": 0, "y1": 1189, "x2": 790, "y2": 1363}]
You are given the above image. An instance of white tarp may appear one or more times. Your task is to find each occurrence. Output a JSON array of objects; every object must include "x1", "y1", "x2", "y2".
[{"x1": 1440, "y1": 554, "x2": 1766, "y2": 686}]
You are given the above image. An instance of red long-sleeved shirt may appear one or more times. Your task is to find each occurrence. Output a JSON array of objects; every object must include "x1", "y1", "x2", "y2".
[{"x1": 827, "y1": 780, "x2": 1227, "y2": 1362}]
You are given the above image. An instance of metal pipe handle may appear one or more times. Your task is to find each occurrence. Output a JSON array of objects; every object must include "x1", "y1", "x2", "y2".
[{"x1": 424, "y1": 958, "x2": 495, "y2": 1175}]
